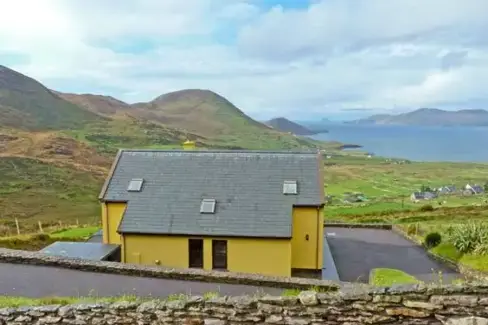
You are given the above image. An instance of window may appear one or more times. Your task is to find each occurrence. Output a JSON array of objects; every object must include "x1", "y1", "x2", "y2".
[
  {"x1": 283, "y1": 180, "x2": 298, "y2": 195},
  {"x1": 200, "y1": 199, "x2": 216, "y2": 214},
  {"x1": 212, "y1": 240, "x2": 227, "y2": 270},
  {"x1": 127, "y1": 178, "x2": 144, "y2": 192},
  {"x1": 188, "y1": 239, "x2": 204, "y2": 268}
]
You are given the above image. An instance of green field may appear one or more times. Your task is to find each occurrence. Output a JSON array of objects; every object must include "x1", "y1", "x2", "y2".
[{"x1": 325, "y1": 154, "x2": 488, "y2": 220}]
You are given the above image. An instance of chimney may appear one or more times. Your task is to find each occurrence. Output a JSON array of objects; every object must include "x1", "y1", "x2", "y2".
[{"x1": 183, "y1": 139, "x2": 196, "y2": 150}]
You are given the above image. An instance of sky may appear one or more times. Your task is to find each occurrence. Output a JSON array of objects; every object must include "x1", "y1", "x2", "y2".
[{"x1": 1, "y1": 0, "x2": 488, "y2": 121}]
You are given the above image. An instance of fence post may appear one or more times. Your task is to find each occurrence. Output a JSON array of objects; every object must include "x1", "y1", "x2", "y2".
[
  {"x1": 15, "y1": 218, "x2": 20, "y2": 235},
  {"x1": 38, "y1": 221, "x2": 44, "y2": 233}
]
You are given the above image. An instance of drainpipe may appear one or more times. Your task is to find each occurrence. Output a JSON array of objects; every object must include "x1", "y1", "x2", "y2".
[{"x1": 316, "y1": 205, "x2": 320, "y2": 270}]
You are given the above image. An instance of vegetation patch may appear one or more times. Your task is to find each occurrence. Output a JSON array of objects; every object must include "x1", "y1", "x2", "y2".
[
  {"x1": 50, "y1": 226, "x2": 100, "y2": 239},
  {"x1": 369, "y1": 268, "x2": 420, "y2": 286},
  {"x1": 0, "y1": 226, "x2": 98, "y2": 250}
]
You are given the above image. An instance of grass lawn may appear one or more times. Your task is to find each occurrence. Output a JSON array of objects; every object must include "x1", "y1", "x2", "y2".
[
  {"x1": 369, "y1": 268, "x2": 420, "y2": 286},
  {"x1": 430, "y1": 242, "x2": 488, "y2": 273},
  {"x1": 50, "y1": 226, "x2": 100, "y2": 239}
]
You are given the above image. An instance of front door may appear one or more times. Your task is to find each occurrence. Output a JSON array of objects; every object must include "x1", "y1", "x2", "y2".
[
  {"x1": 212, "y1": 240, "x2": 227, "y2": 270},
  {"x1": 189, "y1": 239, "x2": 203, "y2": 268}
]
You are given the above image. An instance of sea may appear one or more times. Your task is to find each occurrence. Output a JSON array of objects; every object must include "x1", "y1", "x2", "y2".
[{"x1": 311, "y1": 124, "x2": 488, "y2": 163}]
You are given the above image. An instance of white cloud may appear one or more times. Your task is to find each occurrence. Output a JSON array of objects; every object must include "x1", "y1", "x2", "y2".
[{"x1": 1, "y1": 0, "x2": 488, "y2": 120}]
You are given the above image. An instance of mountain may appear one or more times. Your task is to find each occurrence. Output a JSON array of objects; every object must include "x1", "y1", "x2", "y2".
[
  {"x1": 266, "y1": 117, "x2": 317, "y2": 135},
  {"x1": 0, "y1": 65, "x2": 102, "y2": 130},
  {"x1": 131, "y1": 89, "x2": 269, "y2": 136},
  {"x1": 352, "y1": 108, "x2": 488, "y2": 126}
]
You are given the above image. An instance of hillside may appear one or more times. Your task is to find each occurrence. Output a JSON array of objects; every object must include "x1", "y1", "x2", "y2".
[
  {"x1": 0, "y1": 65, "x2": 102, "y2": 130},
  {"x1": 353, "y1": 108, "x2": 488, "y2": 126},
  {"x1": 266, "y1": 117, "x2": 317, "y2": 135},
  {"x1": 55, "y1": 92, "x2": 132, "y2": 116}
]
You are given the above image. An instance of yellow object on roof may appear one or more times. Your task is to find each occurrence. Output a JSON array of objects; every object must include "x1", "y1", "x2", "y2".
[{"x1": 183, "y1": 139, "x2": 196, "y2": 150}]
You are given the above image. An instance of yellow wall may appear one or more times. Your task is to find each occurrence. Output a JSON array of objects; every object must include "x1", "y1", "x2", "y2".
[
  {"x1": 291, "y1": 206, "x2": 323, "y2": 270},
  {"x1": 101, "y1": 202, "x2": 126, "y2": 245},
  {"x1": 123, "y1": 234, "x2": 291, "y2": 277}
]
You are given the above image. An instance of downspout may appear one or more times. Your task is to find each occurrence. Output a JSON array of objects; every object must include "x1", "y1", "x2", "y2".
[{"x1": 316, "y1": 205, "x2": 320, "y2": 270}]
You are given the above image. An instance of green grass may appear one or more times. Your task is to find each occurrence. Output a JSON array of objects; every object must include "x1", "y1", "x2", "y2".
[
  {"x1": 430, "y1": 242, "x2": 488, "y2": 272},
  {"x1": 0, "y1": 294, "x2": 141, "y2": 308},
  {"x1": 50, "y1": 226, "x2": 100, "y2": 239},
  {"x1": 369, "y1": 268, "x2": 420, "y2": 286},
  {"x1": 325, "y1": 154, "x2": 488, "y2": 218}
]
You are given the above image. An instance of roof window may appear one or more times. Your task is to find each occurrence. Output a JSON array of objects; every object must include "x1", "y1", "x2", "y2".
[
  {"x1": 127, "y1": 178, "x2": 144, "y2": 192},
  {"x1": 283, "y1": 180, "x2": 298, "y2": 195},
  {"x1": 200, "y1": 199, "x2": 216, "y2": 214}
]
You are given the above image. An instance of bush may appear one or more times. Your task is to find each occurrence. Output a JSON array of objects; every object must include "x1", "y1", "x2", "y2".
[
  {"x1": 419, "y1": 204, "x2": 434, "y2": 212},
  {"x1": 448, "y1": 223, "x2": 488, "y2": 253},
  {"x1": 424, "y1": 232, "x2": 442, "y2": 248},
  {"x1": 473, "y1": 243, "x2": 488, "y2": 256}
]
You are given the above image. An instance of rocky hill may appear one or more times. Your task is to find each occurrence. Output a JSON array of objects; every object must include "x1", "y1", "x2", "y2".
[{"x1": 266, "y1": 117, "x2": 317, "y2": 135}]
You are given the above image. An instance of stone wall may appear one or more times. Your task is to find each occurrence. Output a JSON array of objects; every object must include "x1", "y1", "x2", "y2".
[
  {"x1": 0, "y1": 248, "x2": 339, "y2": 290},
  {"x1": 2, "y1": 286, "x2": 488, "y2": 325}
]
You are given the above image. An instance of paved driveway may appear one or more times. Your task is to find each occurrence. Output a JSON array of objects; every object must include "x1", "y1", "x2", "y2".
[
  {"x1": 325, "y1": 227, "x2": 461, "y2": 283},
  {"x1": 0, "y1": 263, "x2": 282, "y2": 298}
]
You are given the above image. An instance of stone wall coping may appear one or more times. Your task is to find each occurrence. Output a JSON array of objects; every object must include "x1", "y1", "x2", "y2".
[
  {"x1": 0, "y1": 248, "x2": 340, "y2": 290},
  {"x1": 324, "y1": 222, "x2": 393, "y2": 229}
]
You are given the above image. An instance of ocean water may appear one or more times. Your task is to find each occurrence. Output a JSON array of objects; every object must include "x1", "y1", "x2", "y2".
[{"x1": 312, "y1": 124, "x2": 488, "y2": 163}]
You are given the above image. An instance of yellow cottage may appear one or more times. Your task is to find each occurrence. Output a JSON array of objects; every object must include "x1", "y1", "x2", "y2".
[{"x1": 98, "y1": 148, "x2": 325, "y2": 277}]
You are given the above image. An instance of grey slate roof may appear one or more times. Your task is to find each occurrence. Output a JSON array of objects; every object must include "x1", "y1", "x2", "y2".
[
  {"x1": 99, "y1": 150, "x2": 324, "y2": 238},
  {"x1": 39, "y1": 242, "x2": 120, "y2": 261}
]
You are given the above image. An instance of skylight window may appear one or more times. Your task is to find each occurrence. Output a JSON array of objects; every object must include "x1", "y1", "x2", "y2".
[
  {"x1": 200, "y1": 199, "x2": 216, "y2": 214},
  {"x1": 283, "y1": 180, "x2": 298, "y2": 195},
  {"x1": 127, "y1": 178, "x2": 144, "y2": 192}
]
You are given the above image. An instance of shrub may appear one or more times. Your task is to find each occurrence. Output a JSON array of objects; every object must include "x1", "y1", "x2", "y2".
[
  {"x1": 424, "y1": 232, "x2": 442, "y2": 248},
  {"x1": 473, "y1": 243, "x2": 488, "y2": 256},
  {"x1": 448, "y1": 223, "x2": 488, "y2": 253},
  {"x1": 419, "y1": 204, "x2": 434, "y2": 212}
]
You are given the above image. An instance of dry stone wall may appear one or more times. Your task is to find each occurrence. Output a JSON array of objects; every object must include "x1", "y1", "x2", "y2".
[{"x1": 2, "y1": 286, "x2": 488, "y2": 325}]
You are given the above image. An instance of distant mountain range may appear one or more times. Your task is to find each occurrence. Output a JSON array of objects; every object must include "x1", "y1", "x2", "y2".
[{"x1": 349, "y1": 108, "x2": 488, "y2": 127}]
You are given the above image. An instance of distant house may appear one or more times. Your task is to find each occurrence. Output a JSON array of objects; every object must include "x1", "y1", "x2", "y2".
[
  {"x1": 410, "y1": 191, "x2": 437, "y2": 202},
  {"x1": 437, "y1": 185, "x2": 456, "y2": 195},
  {"x1": 424, "y1": 192, "x2": 438, "y2": 200},
  {"x1": 342, "y1": 193, "x2": 367, "y2": 203},
  {"x1": 465, "y1": 184, "x2": 485, "y2": 195}
]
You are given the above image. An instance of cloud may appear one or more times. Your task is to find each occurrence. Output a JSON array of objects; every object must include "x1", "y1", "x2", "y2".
[{"x1": 1, "y1": 0, "x2": 488, "y2": 120}]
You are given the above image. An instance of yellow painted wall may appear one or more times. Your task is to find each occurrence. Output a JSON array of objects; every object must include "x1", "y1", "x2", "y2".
[
  {"x1": 102, "y1": 202, "x2": 126, "y2": 245},
  {"x1": 122, "y1": 234, "x2": 291, "y2": 277},
  {"x1": 291, "y1": 206, "x2": 323, "y2": 270}
]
